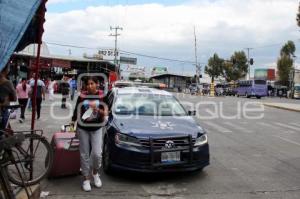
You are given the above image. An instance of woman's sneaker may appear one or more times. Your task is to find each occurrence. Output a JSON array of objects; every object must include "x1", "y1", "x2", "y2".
[
  {"x1": 82, "y1": 180, "x2": 91, "y2": 192},
  {"x1": 92, "y1": 173, "x2": 102, "y2": 188}
]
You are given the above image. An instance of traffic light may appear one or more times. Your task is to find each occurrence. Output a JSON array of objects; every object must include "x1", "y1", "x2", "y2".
[{"x1": 249, "y1": 58, "x2": 254, "y2": 65}]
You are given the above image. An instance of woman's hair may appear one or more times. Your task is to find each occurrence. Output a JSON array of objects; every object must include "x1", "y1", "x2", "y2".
[
  {"x1": 84, "y1": 76, "x2": 99, "y2": 85},
  {"x1": 21, "y1": 78, "x2": 27, "y2": 91}
]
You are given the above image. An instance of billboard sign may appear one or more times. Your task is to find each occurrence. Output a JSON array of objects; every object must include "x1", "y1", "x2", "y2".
[
  {"x1": 151, "y1": 66, "x2": 168, "y2": 76},
  {"x1": 120, "y1": 56, "x2": 137, "y2": 65},
  {"x1": 254, "y1": 68, "x2": 275, "y2": 80}
]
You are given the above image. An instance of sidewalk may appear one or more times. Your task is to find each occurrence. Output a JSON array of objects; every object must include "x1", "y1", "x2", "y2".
[{"x1": 263, "y1": 102, "x2": 300, "y2": 113}]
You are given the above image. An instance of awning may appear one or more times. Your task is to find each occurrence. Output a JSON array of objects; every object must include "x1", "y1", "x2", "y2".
[{"x1": 0, "y1": 0, "x2": 43, "y2": 71}]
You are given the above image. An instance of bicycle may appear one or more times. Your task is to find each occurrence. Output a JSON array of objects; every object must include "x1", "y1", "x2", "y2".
[
  {"x1": 0, "y1": 132, "x2": 26, "y2": 199},
  {"x1": 0, "y1": 104, "x2": 54, "y2": 187}
]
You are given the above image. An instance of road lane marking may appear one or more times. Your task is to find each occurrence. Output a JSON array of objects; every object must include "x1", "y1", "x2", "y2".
[
  {"x1": 274, "y1": 122, "x2": 300, "y2": 132},
  {"x1": 202, "y1": 121, "x2": 232, "y2": 133},
  {"x1": 223, "y1": 121, "x2": 253, "y2": 133},
  {"x1": 290, "y1": 123, "x2": 300, "y2": 128},
  {"x1": 273, "y1": 135, "x2": 300, "y2": 147},
  {"x1": 258, "y1": 122, "x2": 274, "y2": 128},
  {"x1": 258, "y1": 122, "x2": 295, "y2": 134}
]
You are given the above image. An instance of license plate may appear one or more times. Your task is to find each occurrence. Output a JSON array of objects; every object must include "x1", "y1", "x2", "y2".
[{"x1": 161, "y1": 151, "x2": 181, "y2": 163}]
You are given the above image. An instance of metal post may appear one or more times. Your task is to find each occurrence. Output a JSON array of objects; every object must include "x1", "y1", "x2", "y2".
[
  {"x1": 30, "y1": 0, "x2": 47, "y2": 181},
  {"x1": 109, "y1": 26, "x2": 123, "y2": 75},
  {"x1": 194, "y1": 26, "x2": 200, "y2": 84},
  {"x1": 31, "y1": 0, "x2": 46, "y2": 131},
  {"x1": 245, "y1": 48, "x2": 253, "y2": 80}
]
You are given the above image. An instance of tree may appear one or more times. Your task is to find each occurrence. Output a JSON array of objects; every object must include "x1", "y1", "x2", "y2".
[
  {"x1": 297, "y1": 2, "x2": 300, "y2": 27},
  {"x1": 205, "y1": 53, "x2": 223, "y2": 82},
  {"x1": 280, "y1": 41, "x2": 295, "y2": 57},
  {"x1": 277, "y1": 55, "x2": 293, "y2": 86},
  {"x1": 223, "y1": 51, "x2": 248, "y2": 82},
  {"x1": 277, "y1": 41, "x2": 296, "y2": 86}
]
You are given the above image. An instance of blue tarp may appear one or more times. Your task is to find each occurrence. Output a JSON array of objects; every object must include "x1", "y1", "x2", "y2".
[{"x1": 0, "y1": 0, "x2": 42, "y2": 71}]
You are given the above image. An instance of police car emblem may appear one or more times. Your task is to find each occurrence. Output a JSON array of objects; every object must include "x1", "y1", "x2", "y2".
[{"x1": 165, "y1": 140, "x2": 175, "y2": 149}]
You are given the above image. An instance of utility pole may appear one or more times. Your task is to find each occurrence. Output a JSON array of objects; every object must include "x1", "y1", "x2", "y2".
[
  {"x1": 68, "y1": 49, "x2": 72, "y2": 56},
  {"x1": 194, "y1": 26, "x2": 200, "y2": 84},
  {"x1": 245, "y1": 47, "x2": 253, "y2": 80},
  {"x1": 109, "y1": 26, "x2": 123, "y2": 73}
]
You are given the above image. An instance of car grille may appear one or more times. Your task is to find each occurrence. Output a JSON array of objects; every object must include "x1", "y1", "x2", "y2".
[{"x1": 139, "y1": 136, "x2": 196, "y2": 149}]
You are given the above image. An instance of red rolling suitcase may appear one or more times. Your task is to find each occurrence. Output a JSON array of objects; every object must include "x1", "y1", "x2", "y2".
[{"x1": 48, "y1": 125, "x2": 80, "y2": 178}]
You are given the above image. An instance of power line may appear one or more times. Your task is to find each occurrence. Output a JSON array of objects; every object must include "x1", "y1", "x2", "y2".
[
  {"x1": 245, "y1": 39, "x2": 299, "y2": 50},
  {"x1": 45, "y1": 41, "x2": 99, "y2": 49},
  {"x1": 120, "y1": 49, "x2": 205, "y2": 64},
  {"x1": 45, "y1": 41, "x2": 201, "y2": 64},
  {"x1": 45, "y1": 41, "x2": 115, "y2": 50}
]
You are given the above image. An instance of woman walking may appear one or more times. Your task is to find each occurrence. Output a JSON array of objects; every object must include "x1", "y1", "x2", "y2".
[
  {"x1": 16, "y1": 78, "x2": 31, "y2": 123},
  {"x1": 71, "y1": 76, "x2": 107, "y2": 192},
  {"x1": 48, "y1": 78, "x2": 56, "y2": 101}
]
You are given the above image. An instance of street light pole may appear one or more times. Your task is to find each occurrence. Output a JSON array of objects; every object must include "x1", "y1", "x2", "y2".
[
  {"x1": 245, "y1": 47, "x2": 253, "y2": 80},
  {"x1": 194, "y1": 26, "x2": 200, "y2": 84}
]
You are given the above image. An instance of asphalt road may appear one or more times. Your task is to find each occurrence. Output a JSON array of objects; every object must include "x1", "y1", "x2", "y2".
[{"x1": 11, "y1": 93, "x2": 300, "y2": 199}]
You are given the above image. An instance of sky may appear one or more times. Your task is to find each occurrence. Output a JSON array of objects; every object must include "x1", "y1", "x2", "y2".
[{"x1": 44, "y1": 0, "x2": 300, "y2": 78}]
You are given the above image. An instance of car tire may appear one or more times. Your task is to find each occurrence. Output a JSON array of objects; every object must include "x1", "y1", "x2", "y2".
[
  {"x1": 103, "y1": 138, "x2": 112, "y2": 174},
  {"x1": 246, "y1": 93, "x2": 250, "y2": 98},
  {"x1": 256, "y1": 96, "x2": 261, "y2": 99}
]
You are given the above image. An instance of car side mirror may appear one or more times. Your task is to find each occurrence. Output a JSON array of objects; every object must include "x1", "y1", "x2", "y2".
[{"x1": 188, "y1": 110, "x2": 196, "y2": 116}]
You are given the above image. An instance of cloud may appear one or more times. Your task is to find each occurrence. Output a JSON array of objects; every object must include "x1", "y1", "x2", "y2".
[
  {"x1": 47, "y1": 0, "x2": 75, "y2": 5},
  {"x1": 44, "y1": 0, "x2": 300, "y2": 73}
]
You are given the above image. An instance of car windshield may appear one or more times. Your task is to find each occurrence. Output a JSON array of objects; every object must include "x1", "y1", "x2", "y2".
[
  {"x1": 114, "y1": 94, "x2": 187, "y2": 116},
  {"x1": 295, "y1": 86, "x2": 300, "y2": 91}
]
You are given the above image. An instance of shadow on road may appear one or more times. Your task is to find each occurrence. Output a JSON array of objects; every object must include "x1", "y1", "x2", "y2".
[{"x1": 104, "y1": 169, "x2": 209, "y2": 184}]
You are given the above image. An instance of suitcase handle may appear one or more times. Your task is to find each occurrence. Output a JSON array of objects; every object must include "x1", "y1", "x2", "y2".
[
  {"x1": 65, "y1": 136, "x2": 80, "y2": 151},
  {"x1": 61, "y1": 123, "x2": 77, "y2": 133}
]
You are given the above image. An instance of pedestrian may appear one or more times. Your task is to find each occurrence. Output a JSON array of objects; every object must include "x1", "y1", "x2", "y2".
[
  {"x1": 48, "y1": 78, "x2": 56, "y2": 101},
  {"x1": 0, "y1": 65, "x2": 17, "y2": 130},
  {"x1": 60, "y1": 75, "x2": 70, "y2": 108},
  {"x1": 70, "y1": 76, "x2": 77, "y2": 101},
  {"x1": 16, "y1": 78, "x2": 31, "y2": 123},
  {"x1": 279, "y1": 89, "x2": 283, "y2": 99},
  {"x1": 29, "y1": 75, "x2": 46, "y2": 120},
  {"x1": 71, "y1": 76, "x2": 107, "y2": 192},
  {"x1": 27, "y1": 73, "x2": 35, "y2": 110}
]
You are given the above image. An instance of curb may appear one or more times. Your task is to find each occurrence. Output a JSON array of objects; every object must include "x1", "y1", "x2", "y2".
[{"x1": 263, "y1": 103, "x2": 300, "y2": 113}]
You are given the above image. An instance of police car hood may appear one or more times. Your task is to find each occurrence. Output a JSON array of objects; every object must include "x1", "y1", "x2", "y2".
[{"x1": 113, "y1": 116, "x2": 203, "y2": 139}]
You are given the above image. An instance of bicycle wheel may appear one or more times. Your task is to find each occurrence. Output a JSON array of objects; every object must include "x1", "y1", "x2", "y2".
[
  {"x1": 0, "y1": 167, "x2": 15, "y2": 199},
  {"x1": 5, "y1": 134, "x2": 53, "y2": 186}
]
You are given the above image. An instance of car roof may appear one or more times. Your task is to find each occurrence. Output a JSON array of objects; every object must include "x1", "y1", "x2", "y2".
[{"x1": 114, "y1": 87, "x2": 173, "y2": 96}]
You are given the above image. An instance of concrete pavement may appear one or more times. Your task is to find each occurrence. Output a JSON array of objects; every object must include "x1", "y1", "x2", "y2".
[
  {"x1": 263, "y1": 102, "x2": 300, "y2": 112},
  {"x1": 9, "y1": 94, "x2": 300, "y2": 199}
]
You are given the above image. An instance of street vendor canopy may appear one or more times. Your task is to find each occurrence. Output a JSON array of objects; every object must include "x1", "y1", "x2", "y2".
[{"x1": 0, "y1": 0, "x2": 43, "y2": 71}]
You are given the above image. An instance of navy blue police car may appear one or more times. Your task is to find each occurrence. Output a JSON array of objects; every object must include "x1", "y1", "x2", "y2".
[{"x1": 102, "y1": 87, "x2": 209, "y2": 173}]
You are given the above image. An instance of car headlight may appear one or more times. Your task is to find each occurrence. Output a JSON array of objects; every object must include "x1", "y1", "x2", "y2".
[
  {"x1": 115, "y1": 133, "x2": 142, "y2": 147},
  {"x1": 194, "y1": 134, "x2": 208, "y2": 146}
]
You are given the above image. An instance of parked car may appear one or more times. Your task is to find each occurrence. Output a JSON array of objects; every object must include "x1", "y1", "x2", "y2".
[
  {"x1": 102, "y1": 87, "x2": 210, "y2": 173},
  {"x1": 189, "y1": 83, "x2": 200, "y2": 95}
]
